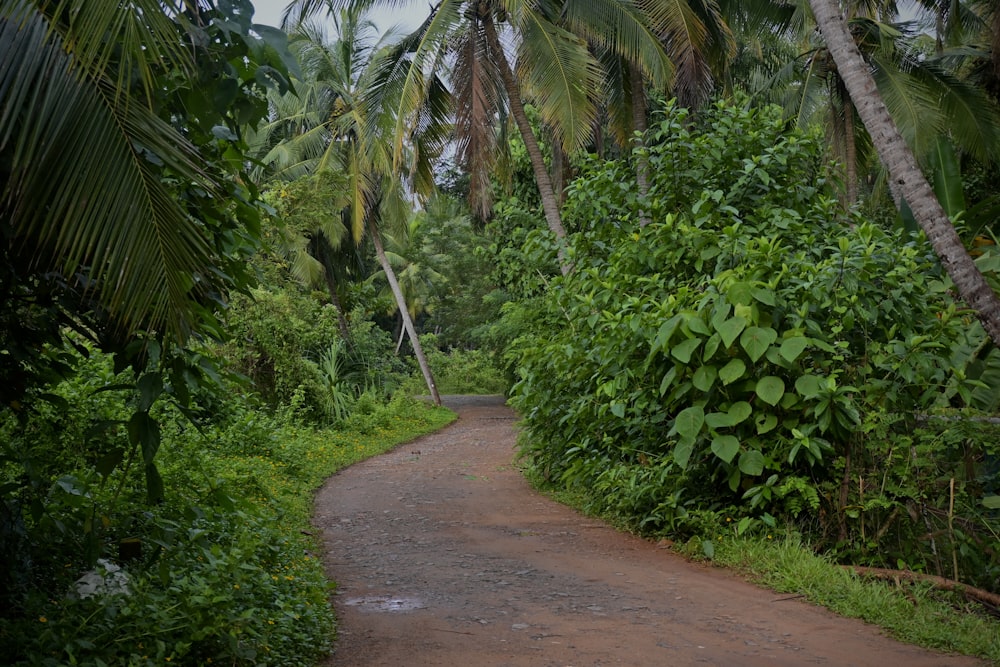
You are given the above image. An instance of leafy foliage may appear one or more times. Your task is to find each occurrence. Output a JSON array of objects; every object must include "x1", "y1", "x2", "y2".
[
  {"x1": 509, "y1": 101, "x2": 999, "y2": 589},
  {"x1": 0, "y1": 348, "x2": 453, "y2": 666}
]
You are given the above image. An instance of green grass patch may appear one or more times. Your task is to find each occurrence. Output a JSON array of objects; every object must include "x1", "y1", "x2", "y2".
[{"x1": 711, "y1": 536, "x2": 1000, "y2": 663}]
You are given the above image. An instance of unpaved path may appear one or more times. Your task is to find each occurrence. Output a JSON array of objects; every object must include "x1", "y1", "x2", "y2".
[{"x1": 313, "y1": 395, "x2": 986, "y2": 666}]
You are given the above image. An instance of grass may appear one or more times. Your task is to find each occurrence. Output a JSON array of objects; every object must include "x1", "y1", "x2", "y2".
[{"x1": 712, "y1": 535, "x2": 1000, "y2": 663}]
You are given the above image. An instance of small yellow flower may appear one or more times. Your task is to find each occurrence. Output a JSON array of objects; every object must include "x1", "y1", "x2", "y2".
[
  {"x1": 38, "y1": 616, "x2": 47, "y2": 623},
  {"x1": 268, "y1": 620, "x2": 274, "y2": 625},
  {"x1": 233, "y1": 584, "x2": 240, "y2": 590}
]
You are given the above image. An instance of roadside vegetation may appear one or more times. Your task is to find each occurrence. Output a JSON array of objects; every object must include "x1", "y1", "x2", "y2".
[{"x1": 3, "y1": 0, "x2": 1000, "y2": 664}]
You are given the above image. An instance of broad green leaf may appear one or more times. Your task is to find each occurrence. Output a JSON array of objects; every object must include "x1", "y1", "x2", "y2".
[
  {"x1": 672, "y1": 337, "x2": 702, "y2": 363},
  {"x1": 610, "y1": 401, "x2": 625, "y2": 418},
  {"x1": 740, "y1": 326, "x2": 777, "y2": 362},
  {"x1": 794, "y1": 374, "x2": 824, "y2": 398},
  {"x1": 751, "y1": 286, "x2": 776, "y2": 306},
  {"x1": 728, "y1": 467, "x2": 742, "y2": 492},
  {"x1": 674, "y1": 406, "x2": 705, "y2": 440},
  {"x1": 674, "y1": 439, "x2": 694, "y2": 469},
  {"x1": 715, "y1": 316, "x2": 747, "y2": 348},
  {"x1": 756, "y1": 414, "x2": 778, "y2": 434},
  {"x1": 95, "y1": 448, "x2": 125, "y2": 479},
  {"x1": 719, "y1": 358, "x2": 746, "y2": 385},
  {"x1": 710, "y1": 304, "x2": 732, "y2": 332},
  {"x1": 659, "y1": 367, "x2": 677, "y2": 396},
  {"x1": 145, "y1": 462, "x2": 164, "y2": 504},
  {"x1": 930, "y1": 136, "x2": 965, "y2": 218},
  {"x1": 779, "y1": 336, "x2": 809, "y2": 363},
  {"x1": 705, "y1": 411, "x2": 733, "y2": 428},
  {"x1": 711, "y1": 435, "x2": 740, "y2": 463},
  {"x1": 983, "y1": 496, "x2": 1000, "y2": 509},
  {"x1": 738, "y1": 450, "x2": 765, "y2": 476},
  {"x1": 727, "y1": 401, "x2": 752, "y2": 424},
  {"x1": 136, "y1": 372, "x2": 163, "y2": 412},
  {"x1": 693, "y1": 365, "x2": 717, "y2": 392},
  {"x1": 728, "y1": 281, "x2": 753, "y2": 305},
  {"x1": 701, "y1": 539, "x2": 715, "y2": 558},
  {"x1": 128, "y1": 411, "x2": 161, "y2": 465},
  {"x1": 654, "y1": 315, "x2": 682, "y2": 351},
  {"x1": 703, "y1": 333, "x2": 721, "y2": 360},
  {"x1": 685, "y1": 314, "x2": 710, "y2": 336},
  {"x1": 755, "y1": 376, "x2": 785, "y2": 406}
]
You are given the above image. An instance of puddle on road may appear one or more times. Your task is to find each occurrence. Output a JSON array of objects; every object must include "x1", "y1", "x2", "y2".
[{"x1": 343, "y1": 595, "x2": 426, "y2": 612}]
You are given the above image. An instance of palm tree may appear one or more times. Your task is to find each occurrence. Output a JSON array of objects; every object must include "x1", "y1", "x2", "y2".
[
  {"x1": 264, "y1": 172, "x2": 365, "y2": 341},
  {"x1": 809, "y1": 0, "x2": 1000, "y2": 345},
  {"x1": 287, "y1": 0, "x2": 684, "y2": 270},
  {"x1": 744, "y1": 0, "x2": 1000, "y2": 208},
  {"x1": 255, "y1": 11, "x2": 444, "y2": 404},
  {"x1": 368, "y1": 213, "x2": 448, "y2": 353}
]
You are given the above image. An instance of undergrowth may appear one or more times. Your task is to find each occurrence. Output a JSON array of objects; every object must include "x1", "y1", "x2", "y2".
[{"x1": 0, "y1": 369, "x2": 455, "y2": 667}]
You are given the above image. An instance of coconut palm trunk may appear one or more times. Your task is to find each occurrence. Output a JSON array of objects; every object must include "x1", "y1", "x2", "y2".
[
  {"x1": 482, "y1": 16, "x2": 571, "y2": 275},
  {"x1": 809, "y1": 0, "x2": 1000, "y2": 346},
  {"x1": 368, "y1": 218, "x2": 442, "y2": 406}
]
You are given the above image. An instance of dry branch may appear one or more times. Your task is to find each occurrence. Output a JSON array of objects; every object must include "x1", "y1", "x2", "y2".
[{"x1": 843, "y1": 565, "x2": 1000, "y2": 608}]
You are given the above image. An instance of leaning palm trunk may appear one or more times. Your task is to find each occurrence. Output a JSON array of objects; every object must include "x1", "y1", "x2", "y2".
[
  {"x1": 482, "y1": 17, "x2": 570, "y2": 275},
  {"x1": 809, "y1": 0, "x2": 1000, "y2": 347},
  {"x1": 368, "y1": 219, "x2": 442, "y2": 406}
]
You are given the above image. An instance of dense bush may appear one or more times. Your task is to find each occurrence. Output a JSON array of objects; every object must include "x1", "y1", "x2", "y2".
[
  {"x1": 221, "y1": 288, "x2": 408, "y2": 423},
  {"x1": 0, "y1": 345, "x2": 454, "y2": 666},
  {"x1": 399, "y1": 335, "x2": 506, "y2": 395},
  {"x1": 509, "y1": 101, "x2": 1000, "y2": 591}
]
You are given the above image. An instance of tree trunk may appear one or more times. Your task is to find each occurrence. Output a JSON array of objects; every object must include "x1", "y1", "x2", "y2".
[
  {"x1": 810, "y1": 0, "x2": 1000, "y2": 347},
  {"x1": 630, "y1": 63, "x2": 651, "y2": 227},
  {"x1": 321, "y1": 262, "x2": 352, "y2": 343},
  {"x1": 369, "y1": 219, "x2": 442, "y2": 406},
  {"x1": 311, "y1": 236, "x2": 352, "y2": 342},
  {"x1": 482, "y1": 16, "x2": 570, "y2": 275}
]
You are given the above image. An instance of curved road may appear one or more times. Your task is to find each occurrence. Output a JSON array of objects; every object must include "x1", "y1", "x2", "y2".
[{"x1": 313, "y1": 395, "x2": 987, "y2": 666}]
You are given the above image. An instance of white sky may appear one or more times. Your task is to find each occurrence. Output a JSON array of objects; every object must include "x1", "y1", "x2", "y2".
[{"x1": 251, "y1": 0, "x2": 430, "y2": 33}]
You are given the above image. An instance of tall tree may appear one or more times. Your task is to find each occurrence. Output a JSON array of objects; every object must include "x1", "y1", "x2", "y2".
[
  {"x1": 287, "y1": 0, "x2": 679, "y2": 272},
  {"x1": 809, "y1": 0, "x2": 1000, "y2": 345},
  {"x1": 368, "y1": 213, "x2": 448, "y2": 352},
  {"x1": 744, "y1": 0, "x2": 1000, "y2": 208},
  {"x1": 258, "y1": 10, "x2": 445, "y2": 403}
]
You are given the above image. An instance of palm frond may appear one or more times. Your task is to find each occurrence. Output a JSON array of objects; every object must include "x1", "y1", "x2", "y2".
[
  {"x1": 42, "y1": 0, "x2": 196, "y2": 104},
  {"x1": 453, "y1": 21, "x2": 504, "y2": 218},
  {"x1": 870, "y1": 52, "x2": 944, "y2": 157},
  {"x1": 2, "y1": 2, "x2": 222, "y2": 340},
  {"x1": 516, "y1": 9, "x2": 601, "y2": 152},
  {"x1": 649, "y1": 0, "x2": 715, "y2": 106},
  {"x1": 560, "y1": 0, "x2": 675, "y2": 89},
  {"x1": 914, "y1": 57, "x2": 1000, "y2": 163}
]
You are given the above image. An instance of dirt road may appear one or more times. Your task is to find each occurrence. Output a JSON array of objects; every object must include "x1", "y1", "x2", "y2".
[{"x1": 313, "y1": 395, "x2": 986, "y2": 666}]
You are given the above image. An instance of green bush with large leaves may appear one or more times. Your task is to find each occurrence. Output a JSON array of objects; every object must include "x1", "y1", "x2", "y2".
[{"x1": 511, "y1": 101, "x2": 996, "y2": 585}]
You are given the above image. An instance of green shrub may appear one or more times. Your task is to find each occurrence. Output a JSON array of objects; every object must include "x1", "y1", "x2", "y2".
[
  {"x1": 0, "y1": 346, "x2": 455, "y2": 666},
  {"x1": 508, "y1": 100, "x2": 999, "y2": 590}
]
